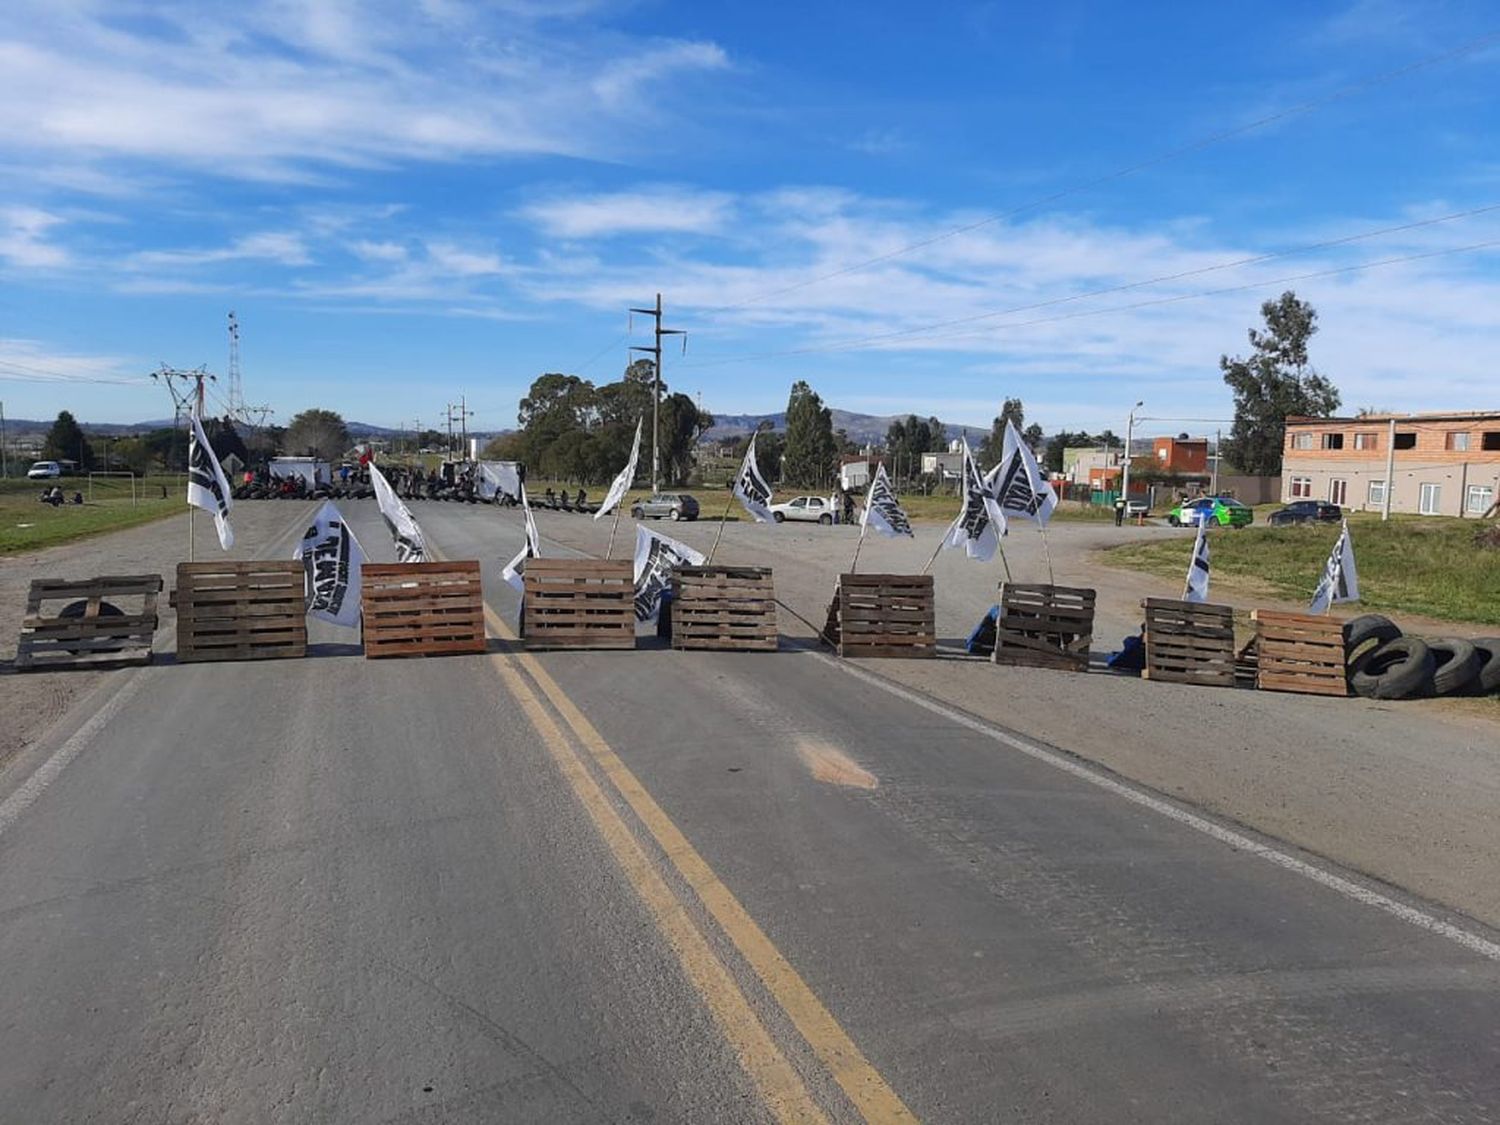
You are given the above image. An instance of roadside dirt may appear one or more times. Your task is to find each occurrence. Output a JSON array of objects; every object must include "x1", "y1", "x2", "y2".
[
  {"x1": 0, "y1": 504, "x2": 317, "y2": 769},
  {"x1": 522, "y1": 508, "x2": 1500, "y2": 930}
]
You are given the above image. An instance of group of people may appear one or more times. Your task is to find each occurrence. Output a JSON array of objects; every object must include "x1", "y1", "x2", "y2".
[
  {"x1": 539, "y1": 487, "x2": 592, "y2": 513},
  {"x1": 37, "y1": 486, "x2": 83, "y2": 507}
]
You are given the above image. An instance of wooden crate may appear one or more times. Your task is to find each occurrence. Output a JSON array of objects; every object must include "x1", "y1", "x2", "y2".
[
  {"x1": 15, "y1": 575, "x2": 162, "y2": 670},
  {"x1": 828, "y1": 574, "x2": 936, "y2": 658},
  {"x1": 522, "y1": 558, "x2": 635, "y2": 650},
  {"x1": 991, "y1": 583, "x2": 1096, "y2": 672},
  {"x1": 175, "y1": 561, "x2": 307, "y2": 663},
  {"x1": 670, "y1": 566, "x2": 777, "y2": 651},
  {"x1": 362, "y1": 561, "x2": 487, "y2": 659},
  {"x1": 1141, "y1": 597, "x2": 1236, "y2": 687},
  {"x1": 1252, "y1": 609, "x2": 1349, "y2": 697}
]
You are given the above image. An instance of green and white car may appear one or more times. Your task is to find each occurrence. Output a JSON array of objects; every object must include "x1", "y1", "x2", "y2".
[{"x1": 1167, "y1": 497, "x2": 1254, "y2": 528}]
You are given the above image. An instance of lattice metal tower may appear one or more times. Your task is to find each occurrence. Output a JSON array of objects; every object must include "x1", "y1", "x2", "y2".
[{"x1": 226, "y1": 311, "x2": 243, "y2": 415}]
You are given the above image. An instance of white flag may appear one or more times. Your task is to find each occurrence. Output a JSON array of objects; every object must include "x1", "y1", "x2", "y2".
[
  {"x1": 986, "y1": 419, "x2": 1059, "y2": 527},
  {"x1": 943, "y1": 437, "x2": 1006, "y2": 561},
  {"x1": 732, "y1": 433, "x2": 775, "y2": 523},
  {"x1": 501, "y1": 484, "x2": 542, "y2": 595},
  {"x1": 1308, "y1": 519, "x2": 1359, "y2": 613},
  {"x1": 862, "y1": 463, "x2": 912, "y2": 538},
  {"x1": 1183, "y1": 519, "x2": 1212, "y2": 603},
  {"x1": 633, "y1": 524, "x2": 705, "y2": 623},
  {"x1": 370, "y1": 461, "x2": 426, "y2": 562},
  {"x1": 595, "y1": 418, "x2": 642, "y2": 521},
  {"x1": 187, "y1": 410, "x2": 234, "y2": 550},
  {"x1": 294, "y1": 500, "x2": 365, "y2": 627}
]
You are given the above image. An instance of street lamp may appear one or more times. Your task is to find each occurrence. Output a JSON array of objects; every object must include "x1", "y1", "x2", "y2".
[{"x1": 1121, "y1": 401, "x2": 1144, "y2": 504}]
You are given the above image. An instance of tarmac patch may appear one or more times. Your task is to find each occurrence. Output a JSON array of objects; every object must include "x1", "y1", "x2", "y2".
[{"x1": 796, "y1": 737, "x2": 877, "y2": 790}]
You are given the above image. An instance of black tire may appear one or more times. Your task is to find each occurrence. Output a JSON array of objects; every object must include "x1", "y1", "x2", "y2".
[
  {"x1": 1428, "y1": 639, "x2": 1482, "y2": 696},
  {"x1": 630, "y1": 507, "x2": 643, "y2": 520},
  {"x1": 773, "y1": 511, "x2": 785, "y2": 523},
  {"x1": 818, "y1": 514, "x2": 832, "y2": 525},
  {"x1": 1469, "y1": 638, "x2": 1500, "y2": 695},
  {"x1": 58, "y1": 599, "x2": 125, "y2": 654},
  {"x1": 669, "y1": 508, "x2": 681, "y2": 522},
  {"x1": 1167, "y1": 515, "x2": 1179, "y2": 527},
  {"x1": 1350, "y1": 638, "x2": 1436, "y2": 700},
  {"x1": 1344, "y1": 614, "x2": 1402, "y2": 672}
]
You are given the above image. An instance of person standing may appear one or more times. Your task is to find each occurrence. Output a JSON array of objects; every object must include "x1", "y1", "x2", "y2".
[{"x1": 1114, "y1": 494, "x2": 1126, "y2": 527}]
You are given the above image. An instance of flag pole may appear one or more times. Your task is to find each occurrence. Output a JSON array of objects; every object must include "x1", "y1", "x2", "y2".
[
  {"x1": 606, "y1": 502, "x2": 624, "y2": 560},
  {"x1": 706, "y1": 492, "x2": 735, "y2": 565},
  {"x1": 847, "y1": 522, "x2": 868, "y2": 574},
  {"x1": 1038, "y1": 524, "x2": 1054, "y2": 585}
]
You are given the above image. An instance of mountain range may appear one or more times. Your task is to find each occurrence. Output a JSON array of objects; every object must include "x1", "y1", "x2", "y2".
[{"x1": 704, "y1": 409, "x2": 987, "y2": 446}]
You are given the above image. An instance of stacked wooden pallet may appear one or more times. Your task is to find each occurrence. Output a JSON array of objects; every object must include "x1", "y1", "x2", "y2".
[
  {"x1": 1251, "y1": 609, "x2": 1349, "y2": 696},
  {"x1": 15, "y1": 575, "x2": 163, "y2": 670},
  {"x1": 176, "y1": 561, "x2": 307, "y2": 663},
  {"x1": 670, "y1": 566, "x2": 777, "y2": 651},
  {"x1": 362, "y1": 560, "x2": 487, "y2": 658},
  {"x1": 522, "y1": 558, "x2": 635, "y2": 650},
  {"x1": 992, "y1": 582, "x2": 1095, "y2": 672},
  {"x1": 828, "y1": 573, "x2": 936, "y2": 658},
  {"x1": 1141, "y1": 597, "x2": 1236, "y2": 687}
]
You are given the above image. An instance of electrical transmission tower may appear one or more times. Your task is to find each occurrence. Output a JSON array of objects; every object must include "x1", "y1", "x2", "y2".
[
  {"x1": 629, "y1": 293, "x2": 686, "y2": 492},
  {"x1": 226, "y1": 311, "x2": 243, "y2": 415},
  {"x1": 446, "y1": 397, "x2": 474, "y2": 461}
]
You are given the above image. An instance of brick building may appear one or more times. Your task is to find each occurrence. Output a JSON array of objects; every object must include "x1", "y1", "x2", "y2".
[
  {"x1": 1281, "y1": 411, "x2": 1500, "y2": 518},
  {"x1": 1152, "y1": 436, "x2": 1208, "y2": 474}
]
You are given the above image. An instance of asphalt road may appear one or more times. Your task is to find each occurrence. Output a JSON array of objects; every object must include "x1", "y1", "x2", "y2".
[{"x1": 1, "y1": 499, "x2": 1497, "y2": 1123}]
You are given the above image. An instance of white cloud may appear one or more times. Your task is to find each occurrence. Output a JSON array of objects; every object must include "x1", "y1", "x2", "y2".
[
  {"x1": 0, "y1": 4, "x2": 733, "y2": 182},
  {"x1": 133, "y1": 231, "x2": 312, "y2": 268},
  {"x1": 349, "y1": 239, "x2": 408, "y2": 262},
  {"x1": 522, "y1": 186, "x2": 735, "y2": 238},
  {"x1": 425, "y1": 241, "x2": 504, "y2": 276},
  {"x1": 0, "y1": 207, "x2": 69, "y2": 268}
]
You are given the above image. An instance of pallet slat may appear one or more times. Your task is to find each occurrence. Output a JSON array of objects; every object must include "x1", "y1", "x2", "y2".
[
  {"x1": 522, "y1": 558, "x2": 635, "y2": 651},
  {"x1": 827, "y1": 573, "x2": 935, "y2": 658},
  {"x1": 1141, "y1": 597, "x2": 1236, "y2": 687},
  {"x1": 1251, "y1": 609, "x2": 1349, "y2": 696},
  {"x1": 15, "y1": 574, "x2": 162, "y2": 670},
  {"x1": 176, "y1": 561, "x2": 307, "y2": 663},
  {"x1": 362, "y1": 560, "x2": 487, "y2": 659}
]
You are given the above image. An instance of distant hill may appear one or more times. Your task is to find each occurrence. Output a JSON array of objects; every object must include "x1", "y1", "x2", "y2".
[{"x1": 705, "y1": 408, "x2": 987, "y2": 446}]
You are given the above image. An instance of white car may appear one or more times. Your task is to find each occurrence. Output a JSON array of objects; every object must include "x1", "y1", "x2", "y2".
[
  {"x1": 769, "y1": 495, "x2": 837, "y2": 524},
  {"x1": 27, "y1": 460, "x2": 62, "y2": 480}
]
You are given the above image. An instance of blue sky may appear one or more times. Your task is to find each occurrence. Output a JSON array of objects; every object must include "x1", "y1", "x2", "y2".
[{"x1": 1, "y1": 0, "x2": 1498, "y2": 439}]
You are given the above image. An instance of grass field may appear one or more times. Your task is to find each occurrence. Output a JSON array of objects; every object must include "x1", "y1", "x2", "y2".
[
  {"x1": 0, "y1": 475, "x2": 183, "y2": 554},
  {"x1": 1102, "y1": 513, "x2": 1500, "y2": 626}
]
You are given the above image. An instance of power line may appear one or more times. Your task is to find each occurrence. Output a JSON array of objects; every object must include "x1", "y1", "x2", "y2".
[
  {"x1": 696, "y1": 28, "x2": 1500, "y2": 318},
  {"x1": 0, "y1": 359, "x2": 151, "y2": 387},
  {"x1": 679, "y1": 237, "x2": 1500, "y2": 369},
  {"x1": 678, "y1": 203, "x2": 1500, "y2": 365}
]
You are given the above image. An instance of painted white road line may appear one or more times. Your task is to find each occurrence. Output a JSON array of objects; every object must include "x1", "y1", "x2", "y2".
[
  {"x1": 0, "y1": 671, "x2": 148, "y2": 839},
  {"x1": 816, "y1": 652, "x2": 1500, "y2": 965}
]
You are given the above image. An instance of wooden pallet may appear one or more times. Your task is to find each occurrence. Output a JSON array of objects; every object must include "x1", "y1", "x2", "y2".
[
  {"x1": 827, "y1": 573, "x2": 936, "y2": 658},
  {"x1": 1251, "y1": 609, "x2": 1349, "y2": 696},
  {"x1": 1141, "y1": 597, "x2": 1236, "y2": 687},
  {"x1": 992, "y1": 582, "x2": 1095, "y2": 672},
  {"x1": 670, "y1": 566, "x2": 777, "y2": 651},
  {"x1": 175, "y1": 561, "x2": 307, "y2": 663},
  {"x1": 15, "y1": 574, "x2": 162, "y2": 670},
  {"x1": 522, "y1": 558, "x2": 635, "y2": 650},
  {"x1": 361, "y1": 561, "x2": 487, "y2": 658}
]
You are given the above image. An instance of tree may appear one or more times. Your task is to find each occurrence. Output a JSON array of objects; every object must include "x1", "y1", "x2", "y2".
[
  {"x1": 1022, "y1": 422, "x2": 1045, "y2": 451},
  {"x1": 1044, "y1": 430, "x2": 1097, "y2": 475},
  {"x1": 203, "y1": 415, "x2": 249, "y2": 466},
  {"x1": 979, "y1": 398, "x2": 1026, "y2": 465},
  {"x1": 752, "y1": 419, "x2": 784, "y2": 483},
  {"x1": 658, "y1": 393, "x2": 713, "y2": 485},
  {"x1": 1220, "y1": 291, "x2": 1340, "y2": 475},
  {"x1": 781, "y1": 381, "x2": 836, "y2": 487},
  {"x1": 284, "y1": 409, "x2": 351, "y2": 461},
  {"x1": 43, "y1": 410, "x2": 94, "y2": 470}
]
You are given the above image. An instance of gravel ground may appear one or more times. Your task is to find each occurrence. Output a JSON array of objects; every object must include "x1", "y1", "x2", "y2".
[
  {"x1": 0, "y1": 503, "x2": 318, "y2": 767},
  {"x1": 513, "y1": 506, "x2": 1500, "y2": 930}
]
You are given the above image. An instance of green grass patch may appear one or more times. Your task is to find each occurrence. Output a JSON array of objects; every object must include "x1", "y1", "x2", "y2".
[
  {"x1": 1, "y1": 475, "x2": 184, "y2": 554},
  {"x1": 1102, "y1": 513, "x2": 1500, "y2": 626}
]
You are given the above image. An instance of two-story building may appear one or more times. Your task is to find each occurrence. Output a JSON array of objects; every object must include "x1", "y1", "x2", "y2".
[
  {"x1": 1152, "y1": 436, "x2": 1209, "y2": 475},
  {"x1": 1281, "y1": 411, "x2": 1500, "y2": 518}
]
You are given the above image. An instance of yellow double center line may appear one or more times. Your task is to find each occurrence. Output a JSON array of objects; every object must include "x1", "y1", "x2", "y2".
[{"x1": 471, "y1": 583, "x2": 915, "y2": 1122}]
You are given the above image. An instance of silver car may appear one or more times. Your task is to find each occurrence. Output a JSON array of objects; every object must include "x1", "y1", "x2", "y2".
[{"x1": 630, "y1": 492, "x2": 700, "y2": 521}]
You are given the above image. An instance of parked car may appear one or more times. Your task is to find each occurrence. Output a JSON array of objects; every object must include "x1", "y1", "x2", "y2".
[
  {"x1": 26, "y1": 460, "x2": 62, "y2": 480},
  {"x1": 629, "y1": 492, "x2": 699, "y2": 521},
  {"x1": 1167, "y1": 496, "x2": 1254, "y2": 528},
  {"x1": 1125, "y1": 499, "x2": 1150, "y2": 517},
  {"x1": 769, "y1": 495, "x2": 837, "y2": 524},
  {"x1": 1267, "y1": 500, "x2": 1342, "y2": 526}
]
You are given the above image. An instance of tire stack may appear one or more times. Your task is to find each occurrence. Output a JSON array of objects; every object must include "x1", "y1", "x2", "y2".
[{"x1": 1345, "y1": 614, "x2": 1500, "y2": 700}]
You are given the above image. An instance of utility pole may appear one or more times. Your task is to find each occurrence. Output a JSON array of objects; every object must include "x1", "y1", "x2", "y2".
[
  {"x1": 0, "y1": 399, "x2": 7, "y2": 479},
  {"x1": 151, "y1": 365, "x2": 215, "y2": 561},
  {"x1": 1121, "y1": 400, "x2": 1144, "y2": 504},
  {"x1": 226, "y1": 311, "x2": 243, "y2": 416},
  {"x1": 1381, "y1": 415, "x2": 1396, "y2": 520},
  {"x1": 1210, "y1": 428, "x2": 1221, "y2": 495},
  {"x1": 629, "y1": 293, "x2": 687, "y2": 492}
]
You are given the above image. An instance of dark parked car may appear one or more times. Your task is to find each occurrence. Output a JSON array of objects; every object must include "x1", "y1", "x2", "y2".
[
  {"x1": 630, "y1": 492, "x2": 700, "y2": 521},
  {"x1": 1268, "y1": 500, "x2": 1342, "y2": 526}
]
